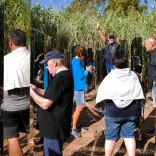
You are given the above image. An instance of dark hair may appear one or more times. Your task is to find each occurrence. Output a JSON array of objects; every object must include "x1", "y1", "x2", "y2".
[
  {"x1": 8, "y1": 29, "x2": 26, "y2": 46},
  {"x1": 133, "y1": 55, "x2": 140, "y2": 61},
  {"x1": 74, "y1": 45, "x2": 86, "y2": 57},
  {"x1": 109, "y1": 34, "x2": 115, "y2": 39},
  {"x1": 112, "y1": 54, "x2": 128, "y2": 69}
]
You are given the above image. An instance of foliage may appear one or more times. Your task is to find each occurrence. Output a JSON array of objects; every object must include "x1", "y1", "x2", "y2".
[
  {"x1": 64, "y1": 0, "x2": 147, "y2": 15},
  {"x1": 0, "y1": 2, "x2": 4, "y2": 82},
  {"x1": 31, "y1": 4, "x2": 156, "y2": 81},
  {"x1": 4, "y1": 0, "x2": 31, "y2": 54},
  {"x1": 66, "y1": 0, "x2": 106, "y2": 14},
  {"x1": 105, "y1": 0, "x2": 147, "y2": 15},
  {"x1": 0, "y1": 2, "x2": 4, "y2": 52},
  {"x1": 31, "y1": 5, "x2": 156, "y2": 51},
  {"x1": 3, "y1": 1, "x2": 156, "y2": 85},
  {"x1": 31, "y1": 5, "x2": 66, "y2": 49}
]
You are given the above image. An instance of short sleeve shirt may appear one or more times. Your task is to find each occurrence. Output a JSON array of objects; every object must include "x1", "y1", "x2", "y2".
[{"x1": 39, "y1": 70, "x2": 74, "y2": 139}]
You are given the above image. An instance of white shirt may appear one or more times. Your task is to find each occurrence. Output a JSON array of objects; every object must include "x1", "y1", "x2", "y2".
[
  {"x1": 4, "y1": 47, "x2": 30, "y2": 91},
  {"x1": 96, "y1": 68, "x2": 145, "y2": 108}
]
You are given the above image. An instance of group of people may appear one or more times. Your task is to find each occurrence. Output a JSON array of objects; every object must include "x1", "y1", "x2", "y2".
[
  {"x1": 96, "y1": 27, "x2": 156, "y2": 156},
  {"x1": 1, "y1": 27, "x2": 156, "y2": 156},
  {"x1": 30, "y1": 45, "x2": 92, "y2": 155}
]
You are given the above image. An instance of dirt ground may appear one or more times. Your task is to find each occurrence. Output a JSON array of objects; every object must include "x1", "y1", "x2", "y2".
[{"x1": 2, "y1": 88, "x2": 156, "y2": 156}]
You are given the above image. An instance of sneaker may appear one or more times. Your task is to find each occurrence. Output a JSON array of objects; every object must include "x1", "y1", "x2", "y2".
[{"x1": 71, "y1": 129, "x2": 81, "y2": 138}]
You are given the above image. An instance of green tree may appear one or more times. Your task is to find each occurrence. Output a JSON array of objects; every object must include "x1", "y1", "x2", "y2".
[
  {"x1": 66, "y1": 0, "x2": 106, "y2": 14},
  {"x1": 65, "y1": 0, "x2": 148, "y2": 15},
  {"x1": 105, "y1": 0, "x2": 147, "y2": 15},
  {"x1": 4, "y1": 0, "x2": 31, "y2": 53}
]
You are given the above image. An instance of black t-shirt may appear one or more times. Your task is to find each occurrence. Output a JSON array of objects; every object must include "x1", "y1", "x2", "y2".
[
  {"x1": 133, "y1": 65, "x2": 142, "y2": 74},
  {"x1": 39, "y1": 70, "x2": 74, "y2": 139},
  {"x1": 148, "y1": 49, "x2": 156, "y2": 88}
]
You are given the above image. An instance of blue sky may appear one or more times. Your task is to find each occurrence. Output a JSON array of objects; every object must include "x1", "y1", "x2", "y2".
[
  {"x1": 31, "y1": 0, "x2": 155, "y2": 11},
  {"x1": 140, "y1": 0, "x2": 155, "y2": 11},
  {"x1": 31, "y1": 0, "x2": 72, "y2": 10}
]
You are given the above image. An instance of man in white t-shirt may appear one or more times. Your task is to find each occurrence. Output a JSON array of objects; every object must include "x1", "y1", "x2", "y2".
[{"x1": 3, "y1": 29, "x2": 30, "y2": 156}]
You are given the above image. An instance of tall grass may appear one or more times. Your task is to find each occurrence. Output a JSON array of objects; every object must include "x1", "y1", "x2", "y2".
[
  {"x1": 31, "y1": 6, "x2": 156, "y2": 87},
  {"x1": 4, "y1": 0, "x2": 31, "y2": 54},
  {"x1": 32, "y1": 6, "x2": 156, "y2": 52}
]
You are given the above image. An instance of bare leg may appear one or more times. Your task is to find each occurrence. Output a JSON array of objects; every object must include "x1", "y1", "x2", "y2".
[
  {"x1": 26, "y1": 133, "x2": 34, "y2": 144},
  {"x1": 72, "y1": 105, "x2": 84, "y2": 129},
  {"x1": 154, "y1": 108, "x2": 156, "y2": 135},
  {"x1": 104, "y1": 140, "x2": 116, "y2": 156},
  {"x1": 26, "y1": 133, "x2": 30, "y2": 143},
  {"x1": 8, "y1": 137, "x2": 23, "y2": 156},
  {"x1": 124, "y1": 138, "x2": 136, "y2": 156}
]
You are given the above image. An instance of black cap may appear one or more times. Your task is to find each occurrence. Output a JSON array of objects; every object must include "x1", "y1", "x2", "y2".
[
  {"x1": 109, "y1": 34, "x2": 115, "y2": 39},
  {"x1": 40, "y1": 50, "x2": 63, "y2": 64},
  {"x1": 133, "y1": 56, "x2": 140, "y2": 60}
]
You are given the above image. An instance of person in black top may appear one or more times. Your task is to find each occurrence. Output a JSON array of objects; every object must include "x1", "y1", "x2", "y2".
[
  {"x1": 133, "y1": 56, "x2": 142, "y2": 82},
  {"x1": 133, "y1": 56, "x2": 142, "y2": 74},
  {"x1": 33, "y1": 53, "x2": 44, "y2": 145},
  {"x1": 145, "y1": 37, "x2": 156, "y2": 107},
  {"x1": 30, "y1": 50, "x2": 74, "y2": 156},
  {"x1": 34, "y1": 53, "x2": 44, "y2": 88},
  {"x1": 145, "y1": 37, "x2": 156, "y2": 135},
  {"x1": 97, "y1": 25, "x2": 121, "y2": 74}
]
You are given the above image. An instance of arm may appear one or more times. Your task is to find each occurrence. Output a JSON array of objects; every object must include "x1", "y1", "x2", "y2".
[
  {"x1": 30, "y1": 84, "x2": 45, "y2": 96},
  {"x1": 35, "y1": 87, "x2": 45, "y2": 96},
  {"x1": 30, "y1": 86, "x2": 53, "y2": 110},
  {"x1": 71, "y1": 59, "x2": 90, "y2": 80},
  {"x1": 97, "y1": 28, "x2": 106, "y2": 43}
]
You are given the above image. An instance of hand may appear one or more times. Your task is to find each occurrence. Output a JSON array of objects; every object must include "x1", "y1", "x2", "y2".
[
  {"x1": 86, "y1": 65, "x2": 92, "y2": 72},
  {"x1": 96, "y1": 23, "x2": 100, "y2": 30},
  {"x1": 30, "y1": 84, "x2": 36, "y2": 90},
  {"x1": 30, "y1": 87, "x2": 34, "y2": 97}
]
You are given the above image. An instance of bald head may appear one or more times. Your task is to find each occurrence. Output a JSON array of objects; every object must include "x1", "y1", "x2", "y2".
[
  {"x1": 145, "y1": 37, "x2": 156, "y2": 52},
  {"x1": 146, "y1": 37, "x2": 156, "y2": 45}
]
